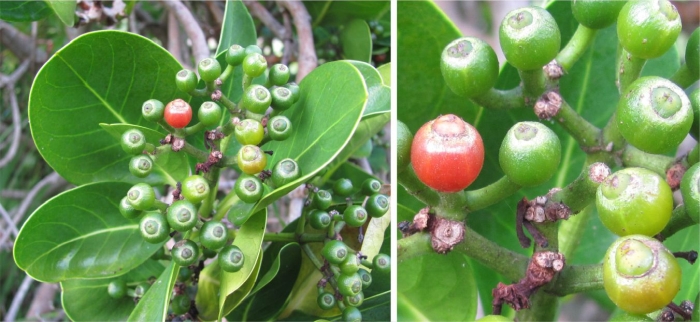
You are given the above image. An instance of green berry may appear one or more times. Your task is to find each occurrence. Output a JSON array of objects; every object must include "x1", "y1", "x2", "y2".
[
  {"x1": 617, "y1": 0, "x2": 681, "y2": 59},
  {"x1": 499, "y1": 122, "x2": 561, "y2": 187},
  {"x1": 596, "y1": 168, "x2": 673, "y2": 237},
  {"x1": 687, "y1": 28, "x2": 700, "y2": 79},
  {"x1": 271, "y1": 158, "x2": 301, "y2": 187},
  {"x1": 181, "y1": 175, "x2": 210, "y2": 204},
  {"x1": 219, "y1": 245, "x2": 245, "y2": 272},
  {"x1": 202, "y1": 247, "x2": 217, "y2": 259},
  {"x1": 357, "y1": 268, "x2": 372, "y2": 289},
  {"x1": 317, "y1": 292, "x2": 336, "y2": 310},
  {"x1": 342, "y1": 306, "x2": 362, "y2": 322},
  {"x1": 616, "y1": 76, "x2": 693, "y2": 154},
  {"x1": 603, "y1": 235, "x2": 681, "y2": 314},
  {"x1": 373, "y1": 253, "x2": 390, "y2": 274},
  {"x1": 365, "y1": 194, "x2": 389, "y2": 218},
  {"x1": 269, "y1": 64, "x2": 290, "y2": 86},
  {"x1": 241, "y1": 85, "x2": 272, "y2": 114},
  {"x1": 499, "y1": 6, "x2": 560, "y2": 71},
  {"x1": 333, "y1": 178, "x2": 354, "y2": 196},
  {"x1": 129, "y1": 155, "x2": 153, "y2": 178},
  {"x1": 441, "y1": 37, "x2": 499, "y2": 98},
  {"x1": 178, "y1": 267, "x2": 192, "y2": 282},
  {"x1": 139, "y1": 212, "x2": 170, "y2": 244},
  {"x1": 235, "y1": 119, "x2": 265, "y2": 146},
  {"x1": 200, "y1": 220, "x2": 228, "y2": 250},
  {"x1": 344, "y1": 291, "x2": 364, "y2": 307},
  {"x1": 198, "y1": 101, "x2": 222, "y2": 127},
  {"x1": 397, "y1": 121, "x2": 413, "y2": 173},
  {"x1": 321, "y1": 240, "x2": 348, "y2": 265},
  {"x1": 119, "y1": 196, "x2": 142, "y2": 220},
  {"x1": 198, "y1": 58, "x2": 222, "y2": 82},
  {"x1": 107, "y1": 280, "x2": 127, "y2": 299},
  {"x1": 690, "y1": 89, "x2": 699, "y2": 140},
  {"x1": 166, "y1": 200, "x2": 198, "y2": 232},
  {"x1": 477, "y1": 315, "x2": 514, "y2": 322},
  {"x1": 151, "y1": 246, "x2": 166, "y2": 260},
  {"x1": 268, "y1": 115, "x2": 293, "y2": 141},
  {"x1": 171, "y1": 294, "x2": 191, "y2": 315},
  {"x1": 242, "y1": 53, "x2": 267, "y2": 78},
  {"x1": 134, "y1": 282, "x2": 150, "y2": 297},
  {"x1": 571, "y1": 0, "x2": 626, "y2": 29},
  {"x1": 313, "y1": 190, "x2": 333, "y2": 210},
  {"x1": 172, "y1": 239, "x2": 200, "y2": 266},
  {"x1": 309, "y1": 209, "x2": 331, "y2": 230},
  {"x1": 226, "y1": 44, "x2": 246, "y2": 66},
  {"x1": 127, "y1": 183, "x2": 156, "y2": 210},
  {"x1": 245, "y1": 45, "x2": 262, "y2": 56},
  {"x1": 237, "y1": 145, "x2": 267, "y2": 175},
  {"x1": 336, "y1": 272, "x2": 362, "y2": 297},
  {"x1": 284, "y1": 82, "x2": 300, "y2": 103},
  {"x1": 121, "y1": 129, "x2": 146, "y2": 155},
  {"x1": 234, "y1": 175, "x2": 264, "y2": 204},
  {"x1": 681, "y1": 163, "x2": 700, "y2": 223},
  {"x1": 175, "y1": 69, "x2": 198, "y2": 93},
  {"x1": 270, "y1": 87, "x2": 294, "y2": 111},
  {"x1": 343, "y1": 205, "x2": 368, "y2": 227},
  {"x1": 142, "y1": 99, "x2": 165, "y2": 122},
  {"x1": 340, "y1": 254, "x2": 360, "y2": 275},
  {"x1": 360, "y1": 178, "x2": 382, "y2": 196}
]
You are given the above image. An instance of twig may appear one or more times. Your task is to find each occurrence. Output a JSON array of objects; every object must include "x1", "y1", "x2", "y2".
[
  {"x1": 6, "y1": 274, "x2": 34, "y2": 322},
  {"x1": 205, "y1": 1, "x2": 224, "y2": 26},
  {"x1": 0, "y1": 59, "x2": 31, "y2": 88},
  {"x1": 244, "y1": 1, "x2": 285, "y2": 39},
  {"x1": 0, "y1": 86, "x2": 22, "y2": 168},
  {"x1": 281, "y1": 10, "x2": 294, "y2": 66},
  {"x1": 25, "y1": 283, "x2": 59, "y2": 320},
  {"x1": 10, "y1": 172, "x2": 64, "y2": 225},
  {"x1": 278, "y1": 1, "x2": 317, "y2": 82},
  {"x1": 0, "y1": 203, "x2": 19, "y2": 247},
  {"x1": 357, "y1": 158, "x2": 373, "y2": 175},
  {"x1": 0, "y1": 21, "x2": 47, "y2": 63},
  {"x1": 162, "y1": 0, "x2": 209, "y2": 64},
  {"x1": 167, "y1": 11, "x2": 184, "y2": 66}
]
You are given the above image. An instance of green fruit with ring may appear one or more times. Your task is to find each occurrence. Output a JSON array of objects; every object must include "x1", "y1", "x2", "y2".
[
  {"x1": 142, "y1": 99, "x2": 165, "y2": 122},
  {"x1": 245, "y1": 45, "x2": 262, "y2": 56},
  {"x1": 343, "y1": 205, "x2": 368, "y2": 227},
  {"x1": 198, "y1": 102, "x2": 222, "y2": 127},
  {"x1": 690, "y1": 89, "x2": 699, "y2": 140},
  {"x1": 396, "y1": 120, "x2": 413, "y2": 173},
  {"x1": 317, "y1": 292, "x2": 335, "y2": 310},
  {"x1": 440, "y1": 37, "x2": 499, "y2": 98},
  {"x1": 499, "y1": 122, "x2": 561, "y2": 187},
  {"x1": 313, "y1": 190, "x2": 332, "y2": 210},
  {"x1": 234, "y1": 119, "x2": 265, "y2": 146},
  {"x1": 357, "y1": 268, "x2": 372, "y2": 288},
  {"x1": 107, "y1": 280, "x2": 127, "y2": 299},
  {"x1": 200, "y1": 220, "x2": 228, "y2": 250},
  {"x1": 234, "y1": 175, "x2": 264, "y2": 203},
  {"x1": 681, "y1": 163, "x2": 700, "y2": 223},
  {"x1": 333, "y1": 178, "x2": 354, "y2": 196},
  {"x1": 269, "y1": 64, "x2": 290, "y2": 86},
  {"x1": 172, "y1": 239, "x2": 200, "y2": 266},
  {"x1": 268, "y1": 115, "x2": 292, "y2": 141},
  {"x1": 284, "y1": 82, "x2": 300, "y2": 103},
  {"x1": 129, "y1": 155, "x2": 153, "y2": 178},
  {"x1": 336, "y1": 272, "x2": 363, "y2": 297},
  {"x1": 198, "y1": 57, "x2": 222, "y2": 82},
  {"x1": 365, "y1": 193, "x2": 389, "y2": 218},
  {"x1": 121, "y1": 129, "x2": 146, "y2": 155},
  {"x1": 237, "y1": 145, "x2": 267, "y2": 175},
  {"x1": 219, "y1": 245, "x2": 245, "y2": 272},
  {"x1": 596, "y1": 167, "x2": 673, "y2": 237},
  {"x1": 339, "y1": 254, "x2": 361, "y2": 275},
  {"x1": 360, "y1": 178, "x2": 382, "y2": 196},
  {"x1": 343, "y1": 307, "x2": 362, "y2": 322},
  {"x1": 242, "y1": 53, "x2": 267, "y2": 78},
  {"x1": 166, "y1": 200, "x2": 198, "y2": 232},
  {"x1": 617, "y1": 0, "x2": 681, "y2": 59},
  {"x1": 241, "y1": 85, "x2": 272, "y2": 114},
  {"x1": 373, "y1": 253, "x2": 390, "y2": 274},
  {"x1": 175, "y1": 69, "x2": 198, "y2": 93},
  {"x1": 139, "y1": 212, "x2": 170, "y2": 244},
  {"x1": 270, "y1": 87, "x2": 294, "y2": 111},
  {"x1": 271, "y1": 158, "x2": 301, "y2": 187},
  {"x1": 127, "y1": 183, "x2": 156, "y2": 210},
  {"x1": 171, "y1": 294, "x2": 191, "y2": 315},
  {"x1": 687, "y1": 28, "x2": 700, "y2": 79},
  {"x1": 119, "y1": 196, "x2": 142, "y2": 220},
  {"x1": 226, "y1": 44, "x2": 246, "y2": 66},
  {"x1": 499, "y1": 6, "x2": 560, "y2": 71},
  {"x1": 603, "y1": 235, "x2": 681, "y2": 314},
  {"x1": 181, "y1": 175, "x2": 210, "y2": 204},
  {"x1": 616, "y1": 77, "x2": 693, "y2": 154},
  {"x1": 309, "y1": 209, "x2": 331, "y2": 230},
  {"x1": 321, "y1": 240, "x2": 348, "y2": 265},
  {"x1": 178, "y1": 267, "x2": 192, "y2": 282},
  {"x1": 571, "y1": 0, "x2": 626, "y2": 29},
  {"x1": 344, "y1": 291, "x2": 364, "y2": 307}
]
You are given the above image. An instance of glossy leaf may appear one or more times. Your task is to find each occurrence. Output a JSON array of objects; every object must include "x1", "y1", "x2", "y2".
[
  {"x1": 216, "y1": 0, "x2": 256, "y2": 56},
  {"x1": 219, "y1": 209, "x2": 267, "y2": 318},
  {"x1": 340, "y1": 19, "x2": 372, "y2": 63},
  {"x1": 665, "y1": 225, "x2": 700, "y2": 304},
  {"x1": 0, "y1": 1, "x2": 53, "y2": 21},
  {"x1": 377, "y1": 63, "x2": 391, "y2": 87},
  {"x1": 349, "y1": 61, "x2": 390, "y2": 117},
  {"x1": 47, "y1": 0, "x2": 75, "y2": 26},
  {"x1": 280, "y1": 291, "x2": 390, "y2": 321},
  {"x1": 305, "y1": 1, "x2": 390, "y2": 26},
  {"x1": 29, "y1": 31, "x2": 186, "y2": 185},
  {"x1": 13, "y1": 182, "x2": 163, "y2": 282},
  {"x1": 61, "y1": 260, "x2": 165, "y2": 321},
  {"x1": 196, "y1": 260, "x2": 220, "y2": 320},
  {"x1": 228, "y1": 61, "x2": 367, "y2": 225},
  {"x1": 128, "y1": 261, "x2": 180, "y2": 322},
  {"x1": 100, "y1": 123, "x2": 189, "y2": 185}
]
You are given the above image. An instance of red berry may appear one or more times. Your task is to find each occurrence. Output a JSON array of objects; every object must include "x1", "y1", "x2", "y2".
[
  {"x1": 164, "y1": 99, "x2": 192, "y2": 129},
  {"x1": 410, "y1": 114, "x2": 484, "y2": 192}
]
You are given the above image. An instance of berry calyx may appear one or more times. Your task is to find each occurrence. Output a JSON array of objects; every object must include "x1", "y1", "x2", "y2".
[
  {"x1": 234, "y1": 175, "x2": 264, "y2": 204},
  {"x1": 164, "y1": 99, "x2": 193, "y2": 129},
  {"x1": 121, "y1": 129, "x2": 146, "y2": 155},
  {"x1": 268, "y1": 115, "x2": 293, "y2": 141},
  {"x1": 129, "y1": 155, "x2": 153, "y2": 178},
  {"x1": 166, "y1": 200, "x2": 198, "y2": 232},
  {"x1": 237, "y1": 145, "x2": 267, "y2": 175},
  {"x1": 321, "y1": 240, "x2": 348, "y2": 265},
  {"x1": 499, "y1": 6, "x2": 560, "y2": 71},
  {"x1": 499, "y1": 122, "x2": 561, "y2": 187},
  {"x1": 175, "y1": 69, "x2": 198, "y2": 93},
  {"x1": 219, "y1": 245, "x2": 245, "y2": 272},
  {"x1": 242, "y1": 53, "x2": 267, "y2": 78},
  {"x1": 200, "y1": 220, "x2": 228, "y2": 250},
  {"x1": 617, "y1": 0, "x2": 681, "y2": 59},
  {"x1": 172, "y1": 239, "x2": 200, "y2": 266},
  {"x1": 127, "y1": 183, "x2": 156, "y2": 210},
  {"x1": 198, "y1": 58, "x2": 222, "y2": 82},
  {"x1": 271, "y1": 158, "x2": 301, "y2": 187},
  {"x1": 142, "y1": 99, "x2": 165, "y2": 122},
  {"x1": 411, "y1": 114, "x2": 484, "y2": 192},
  {"x1": 440, "y1": 37, "x2": 499, "y2": 98},
  {"x1": 234, "y1": 119, "x2": 265, "y2": 146},
  {"x1": 139, "y1": 212, "x2": 170, "y2": 244},
  {"x1": 181, "y1": 175, "x2": 210, "y2": 204},
  {"x1": 198, "y1": 101, "x2": 222, "y2": 127},
  {"x1": 241, "y1": 85, "x2": 272, "y2": 114}
]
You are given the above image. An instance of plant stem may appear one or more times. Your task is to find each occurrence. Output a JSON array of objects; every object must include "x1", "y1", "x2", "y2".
[
  {"x1": 263, "y1": 232, "x2": 327, "y2": 243},
  {"x1": 659, "y1": 204, "x2": 696, "y2": 240},
  {"x1": 555, "y1": 99, "x2": 601, "y2": 149},
  {"x1": 464, "y1": 176, "x2": 521, "y2": 212},
  {"x1": 516, "y1": 292, "x2": 559, "y2": 322},
  {"x1": 302, "y1": 243, "x2": 325, "y2": 270},
  {"x1": 157, "y1": 119, "x2": 176, "y2": 133},
  {"x1": 181, "y1": 142, "x2": 210, "y2": 163},
  {"x1": 668, "y1": 64, "x2": 698, "y2": 89},
  {"x1": 295, "y1": 207, "x2": 308, "y2": 237},
  {"x1": 621, "y1": 145, "x2": 674, "y2": 177},
  {"x1": 470, "y1": 87, "x2": 525, "y2": 110},
  {"x1": 519, "y1": 69, "x2": 547, "y2": 103},
  {"x1": 601, "y1": 113, "x2": 627, "y2": 153},
  {"x1": 617, "y1": 48, "x2": 646, "y2": 94},
  {"x1": 546, "y1": 264, "x2": 603, "y2": 296},
  {"x1": 219, "y1": 64, "x2": 234, "y2": 83},
  {"x1": 184, "y1": 122, "x2": 206, "y2": 136},
  {"x1": 219, "y1": 94, "x2": 238, "y2": 114},
  {"x1": 396, "y1": 166, "x2": 440, "y2": 207},
  {"x1": 205, "y1": 80, "x2": 217, "y2": 93},
  {"x1": 558, "y1": 205, "x2": 593, "y2": 260},
  {"x1": 550, "y1": 162, "x2": 608, "y2": 213},
  {"x1": 556, "y1": 24, "x2": 598, "y2": 72},
  {"x1": 688, "y1": 144, "x2": 699, "y2": 166},
  {"x1": 200, "y1": 167, "x2": 220, "y2": 219},
  {"x1": 242, "y1": 74, "x2": 253, "y2": 90},
  {"x1": 435, "y1": 192, "x2": 468, "y2": 221}
]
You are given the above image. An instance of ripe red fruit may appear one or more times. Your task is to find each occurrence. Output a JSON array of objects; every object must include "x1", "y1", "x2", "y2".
[
  {"x1": 411, "y1": 114, "x2": 484, "y2": 192},
  {"x1": 164, "y1": 99, "x2": 193, "y2": 129}
]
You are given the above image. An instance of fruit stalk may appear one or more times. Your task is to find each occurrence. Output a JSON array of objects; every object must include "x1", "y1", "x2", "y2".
[
  {"x1": 396, "y1": 166, "x2": 441, "y2": 207},
  {"x1": 470, "y1": 87, "x2": 524, "y2": 110},
  {"x1": 556, "y1": 24, "x2": 598, "y2": 72},
  {"x1": 554, "y1": 98, "x2": 601, "y2": 149},
  {"x1": 464, "y1": 176, "x2": 521, "y2": 211}
]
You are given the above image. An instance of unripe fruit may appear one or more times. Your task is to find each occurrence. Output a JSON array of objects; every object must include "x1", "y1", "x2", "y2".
[
  {"x1": 440, "y1": 37, "x2": 499, "y2": 98},
  {"x1": 242, "y1": 53, "x2": 267, "y2": 78},
  {"x1": 139, "y1": 212, "x2": 170, "y2": 244},
  {"x1": 365, "y1": 193, "x2": 389, "y2": 218},
  {"x1": 344, "y1": 291, "x2": 364, "y2": 307},
  {"x1": 617, "y1": 0, "x2": 681, "y2": 59},
  {"x1": 284, "y1": 82, "x2": 300, "y2": 103},
  {"x1": 237, "y1": 145, "x2": 267, "y2": 175},
  {"x1": 234, "y1": 175, "x2": 264, "y2": 204},
  {"x1": 269, "y1": 64, "x2": 290, "y2": 86},
  {"x1": 226, "y1": 44, "x2": 246, "y2": 66},
  {"x1": 270, "y1": 87, "x2": 294, "y2": 111},
  {"x1": 308, "y1": 209, "x2": 331, "y2": 230},
  {"x1": 107, "y1": 280, "x2": 127, "y2": 299},
  {"x1": 616, "y1": 77, "x2": 693, "y2": 154},
  {"x1": 142, "y1": 99, "x2": 165, "y2": 122},
  {"x1": 321, "y1": 240, "x2": 347, "y2": 265},
  {"x1": 333, "y1": 178, "x2": 354, "y2": 196},
  {"x1": 268, "y1": 115, "x2": 292, "y2": 141},
  {"x1": 175, "y1": 69, "x2": 198, "y2": 93},
  {"x1": 360, "y1": 178, "x2": 382, "y2": 196},
  {"x1": 271, "y1": 158, "x2": 301, "y2": 187},
  {"x1": 499, "y1": 122, "x2": 561, "y2": 187},
  {"x1": 181, "y1": 175, "x2": 210, "y2": 204},
  {"x1": 219, "y1": 245, "x2": 245, "y2": 272},
  {"x1": 373, "y1": 253, "x2": 390, "y2": 274},
  {"x1": 164, "y1": 99, "x2": 193, "y2": 129},
  {"x1": 499, "y1": 6, "x2": 560, "y2": 71},
  {"x1": 396, "y1": 121, "x2": 413, "y2": 173},
  {"x1": 198, "y1": 102, "x2": 222, "y2": 127},
  {"x1": 234, "y1": 119, "x2": 265, "y2": 146},
  {"x1": 343, "y1": 205, "x2": 368, "y2": 227},
  {"x1": 119, "y1": 196, "x2": 142, "y2": 220},
  {"x1": 166, "y1": 200, "x2": 198, "y2": 232},
  {"x1": 340, "y1": 254, "x2": 361, "y2": 275},
  {"x1": 172, "y1": 239, "x2": 200, "y2": 266},
  {"x1": 127, "y1": 183, "x2": 156, "y2": 210},
  {"x1": 121, "y1": 129, "x2": 146, "y2": 155},
  {"x1": 317, "y1": 292, "x2": 335, "y2": 310},
  {"x1": 681, "y1": 163, "x2": 700, "y2": 223},
  {"x1": 343, "y1": 307, "x2": 362, "y2": 322},
  {"x1": 690, "y1": 89, "x2": 699, "y2": 140},
  {"x1": 603, "y1": 235, "x2": 681, "y2": 314},
  {"x1": 411, "y1": 114, "x2": 484, "y2": 192},
  {"x1": 571, "y1": 0, "x2": 626, "y2": 29},
  {"x1": 337, "y1": 272, "x2": 363, "y2": 297},
  {"x1": 245, "y1": 45, "x2": 262, "y2": 56},
  {"x1": 241, "y1": 85, "x2": 272, "y2": 114},
  {"x1": 596, "y1": 168, "x2": 673, "y2": 237},
  {"x1": 198, "y1": 58, "x2": 222, "y2": 82},
  {"x1": 313, "y1": 190, "x2": 332, "y2": 210},
  {"x1": 357, "y1": 268, "x2": 372, "y2": 289},
  {"x1": 129, "y1": 155, "x2": 153, "y2": 178},
  {"x1": 687, "y1": 28, "x2": 700, "y2": 79},
  {"x1": 200, "y1": 220, "x2": 228, "y2": 250},
  {"x1": 171, "y1": 294, "x2": 191, "y2": 315}
]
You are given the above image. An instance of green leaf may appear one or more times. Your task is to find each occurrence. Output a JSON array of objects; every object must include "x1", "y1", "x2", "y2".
[
  {"x1": 665, "y1": 225, "x2": 700, "y2": 304},
  {"x1": 29, "y1": 31, "x2": 186, "y2": 185},
  {"x1": 195, "y1": 260, "x2": 221, "y2": 320},
  {"x1": 305, "y1": 1, "x2": 390, "y2": 27},
  {"x1": 340, "y1": 19, "x2": 373, "y2": 63},
  {"x1": 216, "y1": 0, "x2": 257, "y2": 56},
  {"x1": 128, "y1": 261, "x2": 180, "y2": 322},
  {"x1": 13, "y1": 182, "x2": 163, "y2": 282},
  {"x1": 99, "y1": 123, "x2": 190, "y2": 185},
  {"x1": 377, "y1": 63, "x2": 391, "y2": 87},
  {"x1": 280, "y1": 291, "x2": 390, "y2": 321},
  {"x1": 348, "y1": 61, "x2": 390, "y2": 117},
  {"x1": 227, "y1": 61, "x2": 368, "y2": 225},
  {"x1": 61, "y1": 260, "x2": 166, "y2": 321},
  {"x1": 0, "y1": 1, "x2": 53, "y2": 21},
  {"x1": 47, "y1": 0, "x2": 75, "y2": 26},
  {"x1": 219, "y1": 209, "x2": 267, "y2": 318}
]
